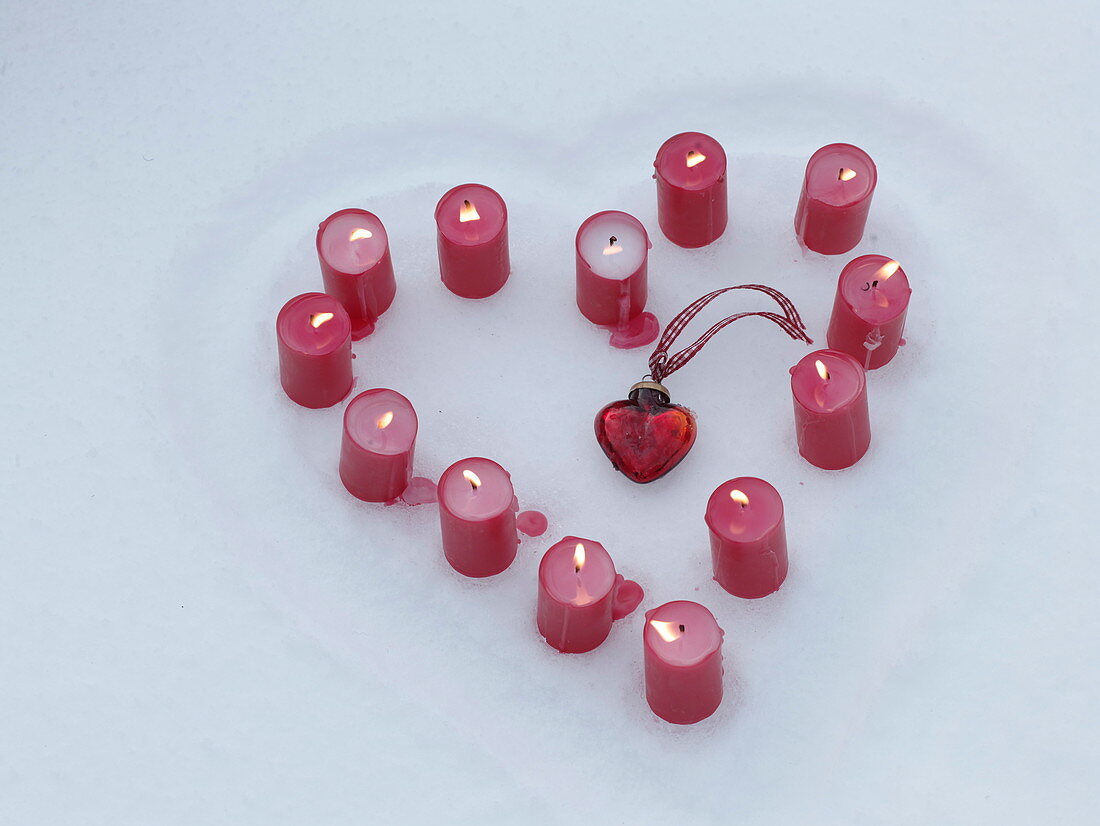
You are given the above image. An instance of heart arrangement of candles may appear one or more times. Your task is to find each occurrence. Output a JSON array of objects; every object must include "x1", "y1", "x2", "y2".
[{"x1": 274, "y1": 134, "x2": 913, "y2": 725}]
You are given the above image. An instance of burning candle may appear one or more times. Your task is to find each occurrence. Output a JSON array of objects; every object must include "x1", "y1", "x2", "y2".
[
  {"x1": 537, "y1": 537, "x2": 619, "y2": 653},
  {"x1": 653, "y1": 131, "x2": 728, "y2": 248},
  {"x1": 790, "y1": 349, "x2": 871, "y2": 470},
  {"x1": 705, "y1": 478, "x2": 788, "y2": 599},
  {"x1": 316, "y1": 208, "x2": 397, "y2": 339},
  {"x1": 339, "y1": 389, "x2": 418, "y2": 503},
  {"x1": 276, "y1": 293, "x2": 353, "y2": 409},
  {"x1": 575, "y1": 211, "x2": 651, "y2": 327},
  {"x1": 827, "y1": 255, "x2": 912, "y2": 370},
  {"x1": 437, "y1": 457, "x2": 518, "y2": 578},
  {"x1": 434, "y1": 184, "x2": 510, "y2": 299},
  {"x1": 793, "y1": 143, "x2": 877, "y2": 255},
  {"x1": 644, "y1": 601, "x2": 724, "y2": 725}
]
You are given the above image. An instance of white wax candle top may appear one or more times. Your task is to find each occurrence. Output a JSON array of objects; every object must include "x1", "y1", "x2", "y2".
[{"x1": 578, "y1": 214, "x2": 647, "y2": 280}]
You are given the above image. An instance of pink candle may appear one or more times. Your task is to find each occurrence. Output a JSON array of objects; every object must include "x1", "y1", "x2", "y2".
[
  {"x1": 437, "y1": 457, "x2": 518, "y2": 578},
  {"x1": 434, "y1": 184, "x2": 510, "y2": 299},
  {"x1": 653, "y1": 131, "x2": 728, "y2": 248},
  {"x1": 316, "y1": 208, "x2": 397, "y2": 340},
  {"x1": 790, "y1": 349, "x2": 871, "y2": 470},
  {"x1": 339, "y1": 389, "x2": 418, "y2": 503},
  {"x1": 827, "y1": 255, "x2": 912, "y2": 369},
  {"x1": 537, "y1": 537, "x2": 618, "y2": 653},
  {"x1": 275, "y1": 293, "x2": 353, "y2": 409},
  {"x1": 575, "y1": 211, "x2": 650, "y2": 327},
  {"x1": 705, "y1": 477, "x2": 788, "y2": 599},
  {"x1": 794, "y1": 143, "x2": 877, "y2": 255},
  {"x1": 644, "y1": 601, "x2": 724, "y2": 725}
]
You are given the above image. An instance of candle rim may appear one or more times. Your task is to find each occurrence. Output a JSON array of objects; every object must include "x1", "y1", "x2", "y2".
[
  {"x1": 539, "y1": 536, "x2": 617, "y2": 606},
  {"x1": 654, "y1": 131, "x2": 727, "y2": 189},
  {"x1": 803, "y1": 143, "x2": 878, "y2": 207},
  {"x1": 438, "y1": 456, "x2": 515, "y2": 521},
  {"x1": 575, "y1": 209, "x2": 651, "y2": 277},
  {"x1": 704, "y1": 477, "x2": 784, "y2": 540},
  {"x1": 791, "y1": 349, "x2": 866, "y2": 412},
  {"x1": 644, "y1": 600, "x2": 724, "y2": 667},
  {"x1": 434, "y1": 183, "x2": 508, "y2": 245},
  {"x1": 837, "y1": 254, "x2": 912, "y2": 323},
  {"x1": 316, "y1": 208, "x2": 390, "y2": 275},
  {"x1": 277, "y1": 292, "x2": 352, "y2": 356},
  {"x1": 343, "y1": 388, "x2": 418, "y2": 454}
]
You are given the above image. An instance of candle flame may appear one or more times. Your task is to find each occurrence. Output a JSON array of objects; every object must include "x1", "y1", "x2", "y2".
[
  {"x1": 603, "y1": 235, "x2": 623, "y2": 256},
  {"x1": 376, "y1": 411, "x2": 394, "y2": 430},
  {"x1": 730, "y1": 489, "x2": 749, "y2": 507},
  {"x1": 348, "y1": 228, "x2": 373, "y2": 242},
  {"x1": 876, "y1": 259, "x2": 901, "y2": 280},
  {"x1": 686, "y1": 150, "x2": 706, "y2": 168},
  {"x1": 573, "y1": 543, "x2": 586, "y2": 573},
  {"x1": 462, "y1": 469, "x2": 481, "y2": 490},
  {"x1": 309, "y1": 312, "x2": 335, "y2": 329},
  {"x1": 838, "y1": 168, "x2": 857, "y2": 181},
  {"x1": 459, "y1": 199, "x2": 480, "y2": 222},
  {"x1": 650, "y1": 620, "x2": 684, "y2": 643},
  {"x1": 815, "y1": 359, "x2": 830, "y2": 381}
]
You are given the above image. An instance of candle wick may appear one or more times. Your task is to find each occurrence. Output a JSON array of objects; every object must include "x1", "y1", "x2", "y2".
[
  {"x1": 609, "y1": 236, "x2": 617, "y2": 246},
  {"x1": 678, "y1": 624, "x2": 685, "y2": 633},
  {"x1": 872, "y1": 280, "x2": 879, "y2": 288}
]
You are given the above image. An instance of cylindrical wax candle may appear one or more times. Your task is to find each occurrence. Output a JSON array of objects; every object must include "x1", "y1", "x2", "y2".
[
  {"x1": 827, "y1": 255, "x2": 912, "y2": 370},
  {"x1": 316, "y1": 208, "x2": 397, "y2": 339},
  {"x1": 438, "y1": 457, "x2": 518, "y2": 578},
  {"x1": 575, "y1": 211, "x2": 651, "y2": 327},
  {"x1": 339, "y1": 389, "x2": 418, "y2": 503},
  {"x1": 705, "y1": 477, "x2": 788, "y2": 599},
  {"x1": 435, "y1": 184, "x2": 510, "y2": 299},
  {"x1": 276, "y1": 293, "x2": 353, "y2": 409},
  {"x1": 793, "y1": 143, "x2": 877, "y2": 255},
  {"x1": 644, "y1": 601, "x2": 724, "y2": 725},
  {"x1": 790, "y1": 349, "x2": 871, "y2": 470},
  {"x1": 537, "y1": 537, "x2": 619, "y2": 653},
  {"x1": 654, "y1": 132, "x2": 728, "y2": 248}
]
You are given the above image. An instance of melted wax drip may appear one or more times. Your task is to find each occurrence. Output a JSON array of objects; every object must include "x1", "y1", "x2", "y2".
[
  {"x1": 516, "y1": 510, "x2": 548, "y2": 537},
  {"x1": 604, "y1": 312, "x2": 660, "y2": 349},
  {"x1": 384, "y1": 476, "x2": 438, "y2": 507},
  {"x1": 611, "y1": 574, "x2": 644, "y2": 620},
  {"x1": 350, "y1": 317, "x2": 377, "y2": 341}
]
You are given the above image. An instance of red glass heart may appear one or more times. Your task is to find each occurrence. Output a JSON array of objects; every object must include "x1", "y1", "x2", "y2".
[{"x1": 594, "y1": 385, "x2": 697, "y2": 483}]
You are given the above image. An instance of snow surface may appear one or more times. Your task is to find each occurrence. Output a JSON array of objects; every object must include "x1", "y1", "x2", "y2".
[{"x1": 1, "y1": 1, "x2": 1097, "y2": 823}]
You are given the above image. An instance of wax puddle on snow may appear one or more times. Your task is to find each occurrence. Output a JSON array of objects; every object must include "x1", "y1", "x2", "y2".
[
  {"x1": 517, "y1": 510, "x2": 548, "y2": 537},
  {"x1": 604, "y1": 311, "x2": 659, "y2": 349}
]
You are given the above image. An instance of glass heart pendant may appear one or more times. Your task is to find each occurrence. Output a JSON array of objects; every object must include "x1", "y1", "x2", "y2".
[{"x1": 594, "y1": 382, "x2": 697, "y2": 483}]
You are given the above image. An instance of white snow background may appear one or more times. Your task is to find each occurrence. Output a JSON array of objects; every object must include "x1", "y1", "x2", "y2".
[{"x1": 1, "y1": 1, "x2": 1096, "y2": 823}]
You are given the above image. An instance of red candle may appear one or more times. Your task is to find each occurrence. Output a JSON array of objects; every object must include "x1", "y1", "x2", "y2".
[
  {"x1": 790, "y1": 349, "x2": 871, "y2": 470},
  {"x1": 537, "y1": 537, "x2": 619, "y2": 653},
  {"x1": 339, "y1": 389, "x2": 418, "y2": 503},
  {"x1": 793, "y1": 143, "x2": 877, "y2": 255},
  {"x1": 276, "y1": 293, "x2": 353, "y2": 409},
  {"x1": 434, "y1": 184, "x2": 510, "y2": 299},
  {"x1": 438, "y1": 457, "x2": 518, "y2": 578},
  {"x1": 705, "y1": 477, "x2": 788, "y2": 599},
  {"x1": 575, "y1": 211, "x2": 651, "y2": 327},
  {"x1": 316, "y1": 208, "x2": 397, "y2": 340},
  {"x1": 827, "y1": 255, "x2": 912, "y2": 369},
  {"x1": 653, "y1": 131, "x2": 728, "y2": 248},
  {"x1": 644, "y1": 601, "x2": 724, "y2": 725}
]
